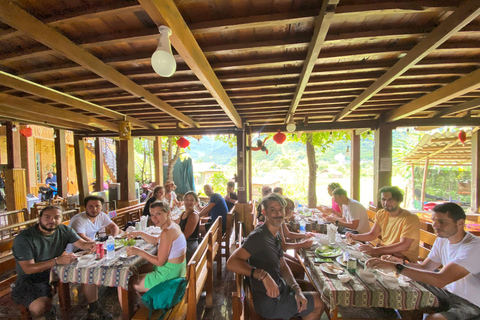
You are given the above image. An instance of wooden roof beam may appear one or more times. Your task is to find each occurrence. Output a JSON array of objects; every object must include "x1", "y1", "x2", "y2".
[
  {"x1": 432, "y1": 97, "x2": 480, "y2": 118},
  {"x1": 0, "y1": 0, "x2": 198, "y2": 129},
  {"x1": 138, "y1": 0, "x2": 242, "y2": 128},
  {"x1": 333, "y1": 0, "x2": 480, "y2": 122},
  {"x1": 285, "y1": 0, "x2": 339, "y2": 124},
  {"x1": 385, "y1": 67, "x2": 480, "y2": 122},
  {"x1": 0, "y1": 71, "x2": 156, "y2": 129},
  {"x1": 0, "y1": 94, "x2": 117, "y2": 131}
]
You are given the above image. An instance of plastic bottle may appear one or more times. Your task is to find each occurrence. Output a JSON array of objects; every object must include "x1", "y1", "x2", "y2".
[
  {"x1": 299, "y1": 220, "x2": 306, "y2": 234},
  {"x1": 347, "y1": 252, "x2": 357, "y2": 274},
  {"x1": 106, "y1": 236, "x2": 115, "y2": 260}
]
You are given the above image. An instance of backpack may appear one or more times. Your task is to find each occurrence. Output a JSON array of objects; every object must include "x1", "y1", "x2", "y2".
[{"x1": 141, "y1": 277, "x2": 188, "y2": 320}]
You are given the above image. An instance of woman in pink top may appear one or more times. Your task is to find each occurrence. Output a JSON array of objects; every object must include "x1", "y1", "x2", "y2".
[{"x1": 318, "y1": 182, "x2": 343, "y2": 217}]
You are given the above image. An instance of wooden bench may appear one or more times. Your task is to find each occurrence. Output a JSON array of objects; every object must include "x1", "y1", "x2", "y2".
[
  {"x1": 232, "y1": 222, "x2": 244, "y2": 320},
  {"x1": 217, "y1": 209, "x2": 236, "y2": 278},
  {"x1": 110, "y1": 203, "x2": 144, "y2": 230},
  {"x1": 132, "y1": 216, "x2": 221, "y2": 320}
]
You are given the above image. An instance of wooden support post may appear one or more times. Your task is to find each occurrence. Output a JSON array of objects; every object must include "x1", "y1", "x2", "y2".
[
  {"x1": 373, "y1": 124, "x2": 393, "y2": 207},
  {"x1": 153, "y1": 136, "x2": 164, "y2": 185},
  {"x1": 55, "y1": 129, "x2": 68, "y2": 198},
  {"x1": 94, "y1": 137, "x2": 104, "y2": 192},
  {"x1": 471, "y1": 131, "x2": 479, "y2": 213},
  {"x1": 20, "y1": 127, "x2": 35, "y2": 194},
  {"x1": 5, "y1": 122, "x2": 27, "y2": 212},
  {"x1": 411, "y1": 165, "x2": 415, "y2": 208},
  {"x1": 247, "y1": 134, "x2": 252, "y2": 202},
  {"x1": 236, "y1": 127, "x2": 247, "y2": 203},
  {"x1": 74, "y1": 135, "x2": 89, "y2": 202},
  {"x1": 117, "y1": 139, "x2": 137, "y2": 208},
  {"x1": 350, "y1": 131, "x2": 361, "y2": 201},
  {"x1": 421, "y1": 158, "x2": 429, "y2": 210}
]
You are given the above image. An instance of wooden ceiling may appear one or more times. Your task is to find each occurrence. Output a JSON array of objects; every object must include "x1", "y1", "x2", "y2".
[{"x1": 0, "y1": 0, "x2": 479, "y2": 136}]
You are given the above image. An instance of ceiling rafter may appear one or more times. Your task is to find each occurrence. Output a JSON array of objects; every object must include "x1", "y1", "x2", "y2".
[
  {"x1": 333, "y1": 0, "x2": 480, "y2": 122},
  {"x1": 285, "y1": 0, "x2": 339, "y2": 124},
  {"x1": 0, "y1": 93, "x2": 118, "y2": 132},
  {"x1": 385, "y1": 67, "x2": 480, "y2": 121},
  {"x1": 138, "y1": 0, "x2": 242, "y2": 128},
  {"x1": 0, "y1": 71, "x2": 156, "y2": 129},
  {"x1": 432, "y1": 97, "x2": 480, "y2": 118},
  {"x1": 0, "y1": 0, "x2": 199, "y2": 128}
]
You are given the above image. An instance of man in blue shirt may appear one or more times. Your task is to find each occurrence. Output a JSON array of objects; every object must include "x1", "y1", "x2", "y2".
[{"x1": 199, "y1": 184, "x2": 228, "y2": 233}]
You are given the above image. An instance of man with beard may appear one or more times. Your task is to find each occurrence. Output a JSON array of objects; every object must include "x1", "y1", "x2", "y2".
[
  {"x1": 68, "y1": 195, "x2": 119, "y2": 319},
  {"x1": 366, "y1": 203, "x2": 480, "y2": 320},
  {"x1": 12, "y1": 206, "x2": 96, "y2": 320},
  {"x1": 199, "y1": 184, "x2": 228, "y2": 234},
  {"x1": 227, "y1": 193, "x2": 325, "y2": 320},
  {"x1": 346, "y1": 186, "x2": 420, "y2": 262}
]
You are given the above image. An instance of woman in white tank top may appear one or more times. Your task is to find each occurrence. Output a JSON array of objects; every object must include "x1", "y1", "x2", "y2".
[{"x1": 118, "y1": 201, "x2": 186, "y2": 307}]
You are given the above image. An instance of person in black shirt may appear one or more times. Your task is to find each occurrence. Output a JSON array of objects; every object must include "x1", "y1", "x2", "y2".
[
  {"x1": 224, "y1": 181, "x2": 238, "y2": 212},
  {"x1": 143, "y1": 186, "x2": 165, "y2": 216},
  {"x1": 179, "y1": 191, "x2": 200, "y2": 262},
  {"x1": 227, "y1": 193, "x2": 325, "y2": 319}
]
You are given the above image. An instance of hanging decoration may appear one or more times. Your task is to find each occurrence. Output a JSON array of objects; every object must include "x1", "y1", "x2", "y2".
[
  {"x1": 20, "y1": 127, "x2": 33, "y2": 137},
  {"x1": 247, "y1": 137, "x2": 269, "y2": 154},
  {"x1": 458, "y1": 130, "x2": 467, "y2": 144},
  {"x1": 176, "y1": 137, "x2": 190, "y2": 148},
  {"x1": 118, "y1": 121, "x2": 131, "y2": 140},
  {"x1": 273, "y1": 130, "x2": 286, "y2": 144}
]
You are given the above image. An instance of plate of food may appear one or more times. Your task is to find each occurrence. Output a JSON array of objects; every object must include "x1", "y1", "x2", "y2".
[
  {"x1": 319, "y1": 263, "x2": 345, "y2": 275},
  {"x1": 336, "y1": 255, "x2": 347, "y2": 267},
  {"x1": 315, "y1": 245, "x2": 343, "y2": 258}
]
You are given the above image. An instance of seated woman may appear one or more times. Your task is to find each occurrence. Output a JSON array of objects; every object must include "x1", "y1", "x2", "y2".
[
  {"x1": 317, "y1": 182, "x2": 342, "y2": 217},
  {"x1": 142, "y1": 186, "x2": 165, "y2": 216},
  {"x1": 119, "y1": 201, "x2": 186, "y2": 305},
  {"x1": 280, "y1": 197, "x2": 315, "y2": 278},
  {"x1": 164, "y1": 180, "x2": 179, "y2": 208},
  {"x1": 179, "y1": 191, "x2": 200, "y2": 262}
]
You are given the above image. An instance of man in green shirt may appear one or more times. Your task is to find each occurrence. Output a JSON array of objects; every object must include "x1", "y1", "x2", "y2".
[{"x1": 11, "y1": 206, "x2": 102, "y2": 320}]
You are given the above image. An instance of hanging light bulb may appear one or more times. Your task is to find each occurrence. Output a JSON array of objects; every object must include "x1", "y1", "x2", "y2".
[
  {"x1": 345, "y1": 146, "x2": 350, "y2": 157},
  {"x1": 286, "y1": 118, "x2": 296, "y2": 132},
  {"x1": 53, "y1": 132, "x2": 57, "y2": 139},
  {"x1": 151, "y1": 26, "x2": 176, "y2": 77},
  {"x1": 12, "y1": 125, "x2": 17, "y2": 132}
]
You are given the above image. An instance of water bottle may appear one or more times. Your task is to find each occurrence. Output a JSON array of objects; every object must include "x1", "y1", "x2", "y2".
[
  {"x1": 106, "y1": 236, "x2": 115, "y2": 260},
  {"x1": 299, "y1": 220, "x2": 306, "y2": 234}
]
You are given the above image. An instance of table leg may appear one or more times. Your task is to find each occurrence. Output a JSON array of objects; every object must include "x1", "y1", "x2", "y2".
[
  {"x1": 57, "y1": 282, "x2": 71, "y2": 320},
  {"x1": 119, "y1": 287, "x2": 132, "y2": 320},
  {"x1": 329, "y1": 306, "x2": 339, "y2": 320}
]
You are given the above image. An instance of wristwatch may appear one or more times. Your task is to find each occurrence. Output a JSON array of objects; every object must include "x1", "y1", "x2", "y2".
[
  {"x1": 395, "y1": 263, "x2": 404, "y2": 275},
  {"x1": 335, "y1": 220, "x2": 339, "y2": 226}
]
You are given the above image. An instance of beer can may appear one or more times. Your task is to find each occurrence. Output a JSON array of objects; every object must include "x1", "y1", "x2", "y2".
[{"x1": 96, "y1": 243, "x2": 104, "y2": 259}]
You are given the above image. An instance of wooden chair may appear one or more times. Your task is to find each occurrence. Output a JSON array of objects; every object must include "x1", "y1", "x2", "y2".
[
  {"x1": 132, "y1": 216, "x2": 221, "y2": 320},
  {"x1": 419, "y1": 229, "x2": 437, "y2": 261}
]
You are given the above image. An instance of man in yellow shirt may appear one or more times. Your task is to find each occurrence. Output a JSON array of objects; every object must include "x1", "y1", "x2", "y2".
[{"x1": 346, "y1": 186, "x2": 420, "y2": 262}]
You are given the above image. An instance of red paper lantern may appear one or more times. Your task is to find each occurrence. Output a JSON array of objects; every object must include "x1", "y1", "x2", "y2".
[
  {"x1": 273, "y1": 129, "x2": 286, "y2": 144},
  {"x1": 176, "y1": 137, "x2": 190, "y2": 148},
  {"x1": 20, "y1": 127, "x2": 32, "y2": 137},
  {"x1": 458, "y1": 130, "x2": 467, "y2": 143}
]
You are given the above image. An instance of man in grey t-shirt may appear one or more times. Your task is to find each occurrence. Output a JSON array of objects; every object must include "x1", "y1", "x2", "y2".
[
  {"x1": 12, "y1": 206, "x2": 96, "y2": 320},
  {"x1": 227, "y1": 193, "x2": 325, "y2": 319}
]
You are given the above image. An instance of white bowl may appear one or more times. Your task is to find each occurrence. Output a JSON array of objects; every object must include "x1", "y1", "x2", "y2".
[
  {"x1": 78, "y1": 254, "x2": 95, "y2": 263},
  {"x1": 381, "y1": 275, "x2": 400, "y2": 289},
  {"x1": 358, "y1": 270, "x2": 376, "y2": 283},
  {"x1": 338, "y1": 273, "x2": 353, "y2": 283}
]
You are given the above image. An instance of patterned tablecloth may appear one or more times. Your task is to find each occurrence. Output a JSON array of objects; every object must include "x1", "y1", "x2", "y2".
[
  {"x1": 50, "y1": 240, "x2": 156, "y2": 290},
  {"x1": 302, "y1": 246, "x2": 439, "y2": 311}
]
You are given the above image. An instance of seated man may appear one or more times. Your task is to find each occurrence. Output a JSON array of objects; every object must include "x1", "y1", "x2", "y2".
[
  {"x1": 11, "y1": 206, "x2": 97, "y2": 320},
  {"x1": 199, "y1": 184, "x2": 228, "y2": 234},
  {"x1": 323, "y1": 188, "x2": 370, "y2": 234},
  {"x1": 68, "y1": 195, "x2": 119, "y2": 320},
  {"x1": 346, "y1": 186, "x2": 420, "y2": 262},
  {"x1": 227, "y1": 193, "x2": 325, "y2": 320},
  {"x1": 367, "y1": 202, "x2": 480, "y2": 320},
  {"x1": 224, "y1": 181, "x2": 238, "y2": 212}
]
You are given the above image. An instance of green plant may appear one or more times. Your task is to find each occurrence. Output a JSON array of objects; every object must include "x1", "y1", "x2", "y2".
[{"x1": 208, "y1": 172, "x2": 229, "y2": 195}]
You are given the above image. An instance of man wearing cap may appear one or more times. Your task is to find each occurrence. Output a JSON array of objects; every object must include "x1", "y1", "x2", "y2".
[
  {"x1": 199, "y1": 184, "x2": 228, "y2": 233},
  {"x1": 164, "y1": 180, "x2": 179, "y2": 207}
]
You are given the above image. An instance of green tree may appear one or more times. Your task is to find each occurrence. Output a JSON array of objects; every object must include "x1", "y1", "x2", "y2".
[{"x1": 208, "y1": 172, "x2": 229, "y2": 195}]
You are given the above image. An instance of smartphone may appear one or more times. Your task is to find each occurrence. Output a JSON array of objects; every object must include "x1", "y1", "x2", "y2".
[{"x1": 313, "y1": 257, "x2": 333, "y2": 263}]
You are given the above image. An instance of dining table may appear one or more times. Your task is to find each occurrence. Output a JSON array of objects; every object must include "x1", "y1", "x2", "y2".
[
  {"x1": 297, "y1": 237, "x2": 439, "y2": 320},
  {"x1": 50, "y1": 239, "x2": 157, "y2": 320}
]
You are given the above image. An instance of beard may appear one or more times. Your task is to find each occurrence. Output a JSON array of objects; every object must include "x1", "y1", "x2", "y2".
[
  {"x1": 384, "y1": 205, "x2": 399, "y2": 212},
  {"x1": 39, "y1": 220, "x2": 59, "y2": 232},
  {"x1": 86, "y1": 210, "x2": 99, "y2": 218}
]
